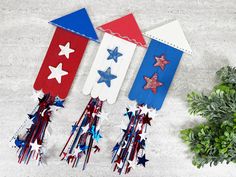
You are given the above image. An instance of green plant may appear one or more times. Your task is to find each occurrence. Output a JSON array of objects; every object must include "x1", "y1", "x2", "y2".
[{"x1": 180, "y1": 66, "x2": 236, "y2": 168}]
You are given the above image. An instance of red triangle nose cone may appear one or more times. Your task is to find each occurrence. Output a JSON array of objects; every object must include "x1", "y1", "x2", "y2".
[{"x1": 97, "y1": 14, "x2": 146, "y2": 47}]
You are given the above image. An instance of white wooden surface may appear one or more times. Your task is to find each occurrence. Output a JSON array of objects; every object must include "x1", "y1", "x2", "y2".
[{"x1": 0, "y1": 0, "x2": 236, "y2": 176}]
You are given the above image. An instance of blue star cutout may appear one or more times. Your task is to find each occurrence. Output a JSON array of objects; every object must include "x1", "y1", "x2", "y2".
[
  {"x1": 137, "y1": 154, "x2": 149, "y2": 167},
  {"x1": 97, "y1": 67, "x2": 117, "y2": 87},
  {"x1": 107, "y1": 47, "x2": 123, "y2": 63},
  {"x1": 54, "y1": 98, "x2": 65, "y2": 107}
]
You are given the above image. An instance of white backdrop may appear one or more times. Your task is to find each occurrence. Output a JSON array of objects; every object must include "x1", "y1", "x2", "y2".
[{"x1": 0, "y1": 0, "x2": 236, "y2": 177}]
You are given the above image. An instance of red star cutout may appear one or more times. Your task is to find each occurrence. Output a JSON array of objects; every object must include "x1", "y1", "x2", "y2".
[
  {"x1": 143, "y1": 73, "x2": 163, "y2": 94},
  {"x1": 154, "y1": 55, "x2": 170, "y2": 70},
  {"x1": 142, "y1": 114, "x2": 152, "y2": 126}
]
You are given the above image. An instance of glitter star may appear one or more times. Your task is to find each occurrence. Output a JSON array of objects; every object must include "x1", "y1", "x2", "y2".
[
  {"x1": 154, "y1": 55, "x2": 170, "y2": 70},
  {"x1": 143, "y1": 73, "x2": 163, "y2": 94},
  {"x1": 107, "y1": 47, "x2": 123, "y2": 63},
  {"x1": 97, "y1": 67, "x2": 117, "y2": 87}
]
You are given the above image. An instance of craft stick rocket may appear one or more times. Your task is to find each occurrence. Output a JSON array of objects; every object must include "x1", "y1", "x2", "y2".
[
  {"x1": 112, "y1": 20, "x2": 192, "y2": 174},
  {"x1": 60, "y1": 14, "x2": 146, "y2": 170},
  {"x1": 11, "y1": 8, "x2": 98, "y2": 165}
]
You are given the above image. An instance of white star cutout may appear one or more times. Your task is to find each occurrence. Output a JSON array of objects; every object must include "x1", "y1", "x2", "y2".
[
  {"x1": 30, "y1": 140, "x2": 42, "y2": 153},
  {"x1": 128, "y1": 160, "x2": 136, "y2": 169},
  {"x1": 81, "y1": 124, "x2": 90, "y2": 134},
  {"x1": 139, "y1": 132, "x2": 148, "y2": 141},
  {"x1": 48, "y1": 63, "x2": 68, "y2": 84},
  {"x1": 139, "y1": 105, "x2": 150, "y2": 115},
  {"x1": 58, "y1": 42, "x2": 75, "y2": 59}
]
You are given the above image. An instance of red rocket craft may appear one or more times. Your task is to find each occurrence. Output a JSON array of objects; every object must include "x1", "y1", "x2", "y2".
[
  {"x1": 34, "y1": 8, "x2": 99, "y2": 99},
  {"x1": 11, "y1": 8, "x2": 98, "y2": 165}
]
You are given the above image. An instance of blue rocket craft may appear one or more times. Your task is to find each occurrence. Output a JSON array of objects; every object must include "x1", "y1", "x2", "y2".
[
  {"x1": 112, "y1": 20, "x2": 191, "y2": 174},
  {"x1": 129, "y1": 20, "x2": 192, "y2": 109}
]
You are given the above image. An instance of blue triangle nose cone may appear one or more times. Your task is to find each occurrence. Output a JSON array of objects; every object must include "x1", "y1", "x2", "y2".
[{"x1": 49, "y1": 8, "x2": 99, "y2": 42}]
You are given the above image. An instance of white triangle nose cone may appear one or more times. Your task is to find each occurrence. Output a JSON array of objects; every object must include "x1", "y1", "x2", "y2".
[{"x1": 144, "y1": 20, "x2": 192, "y2": 54}]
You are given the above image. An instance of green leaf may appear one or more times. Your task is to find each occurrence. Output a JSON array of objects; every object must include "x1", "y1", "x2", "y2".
[{"x1": 180, "y1": 66, "x2": 236, "y2": 168}]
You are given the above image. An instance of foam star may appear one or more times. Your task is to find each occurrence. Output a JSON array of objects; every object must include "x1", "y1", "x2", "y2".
[
  {"x1": 137, "y1": 154, "x2": 149, "y2": 167},
  {"x1": 154, "y1": 55, "x2": 170, "y2": 70},
  {"x1": 139, "y1": 105, "x2": 150, "y2": 115},
  {"x1": 139, "y1": 132, "x2": 148, "y2": 141},
  {"x1": 143, "y1": 115, "x2": 152, "y2": 126},
  {"x1": 48, "y1": 63, "x2": 68, "y2": 84},
  {"x1": 54, "y1": 98, "x2": 65, "y2": 107},
  {"x1": 58, "y1": 42, "x2": 75, "y2": 59},
  {"x1": 97, "y1": 67, "x2": 117, "y2": 87},
  {"x1": 107, "y1": 46, "x2": 123, "y2": 63},
  {"x1": 81, "y1": 124, "x2": 90, "y2": 134},
  {"x1": 30, "y1": 140, "x2": 41, "y2": 153},
  {"x1": 144, "y1": 73, "x2": 163, "y2": 94}
]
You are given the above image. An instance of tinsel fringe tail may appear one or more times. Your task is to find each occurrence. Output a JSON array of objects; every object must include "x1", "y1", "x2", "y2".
[
  {"x1": 112, "y1": 104, "x2": 152, "y2": 174},
  {"x1": 60, "y1": 97, "x2": 103, "y2": 170},
  {"x1": 11, "y1": 93, "x2": 64, "y2": 164}
]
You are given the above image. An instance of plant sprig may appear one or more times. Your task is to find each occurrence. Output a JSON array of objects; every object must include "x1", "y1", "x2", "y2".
[{"x1": 181, "y1": 66, "x2": 236, "y2": 168}]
